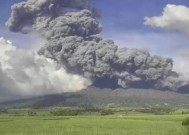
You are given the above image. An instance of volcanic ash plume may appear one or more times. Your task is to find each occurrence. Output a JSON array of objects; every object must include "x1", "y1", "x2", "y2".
[{"x1": 6, "y1": 0, "x2": 189, "y2": 92}]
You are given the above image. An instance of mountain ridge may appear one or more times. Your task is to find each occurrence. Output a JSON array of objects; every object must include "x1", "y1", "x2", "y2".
[{"x1": 1, "y1": 87, "x2": 189, "y2": 108}]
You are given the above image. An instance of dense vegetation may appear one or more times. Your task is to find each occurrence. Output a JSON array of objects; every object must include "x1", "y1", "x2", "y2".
[
  {"x1": 0, "y1": 106, "x2": 189, "y2": 135},
  {"x1": 182, "y1": 118, "x2": 189, "y2": 134}
]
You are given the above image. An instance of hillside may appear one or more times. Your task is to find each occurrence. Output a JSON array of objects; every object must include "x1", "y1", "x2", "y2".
[{"x1": 1, "y1": 87, "x2": 189, "y2": 108}]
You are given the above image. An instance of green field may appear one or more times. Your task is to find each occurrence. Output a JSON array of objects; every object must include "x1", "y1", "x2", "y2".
[{"x1": 0, "y1": 108, "x2": 189, "y2": 135}]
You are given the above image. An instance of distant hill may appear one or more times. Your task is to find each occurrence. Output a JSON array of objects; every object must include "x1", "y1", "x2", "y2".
[{"x1": 1, "y1": 87, "x2": 189, "y2": 108}]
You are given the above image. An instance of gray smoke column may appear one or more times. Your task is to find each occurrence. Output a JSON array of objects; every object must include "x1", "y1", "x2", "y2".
[{"x1": 6, "y1": 0, "x2": 189, "y2": 92}]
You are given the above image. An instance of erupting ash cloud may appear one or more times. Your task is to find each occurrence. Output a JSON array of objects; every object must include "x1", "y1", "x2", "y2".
[{"x1": 6, "y1": 0, "x2": 189, "y2": 92}]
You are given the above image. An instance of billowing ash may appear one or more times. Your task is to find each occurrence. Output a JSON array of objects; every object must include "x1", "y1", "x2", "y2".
[{"x1": 6, "y1": 0, "x2": 189, "y2": 92}]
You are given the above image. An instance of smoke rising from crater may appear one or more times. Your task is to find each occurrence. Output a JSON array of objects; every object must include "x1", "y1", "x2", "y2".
[{"x1": 6, "y1": 0, "x2": 189, "y2": 92}]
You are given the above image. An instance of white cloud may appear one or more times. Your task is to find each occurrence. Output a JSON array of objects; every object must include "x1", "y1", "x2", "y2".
[
  {"x1": 173, "y1": 58, "x2": 189, "y2": 76},
  {"x1": 0, "y1": 37, "x2": 91, "y2": 101},
  {"x1": 173, "y1": 49, "x2": 189, "y2": 76},
  {"x1": 143, "y1": 4, "x2": 189, "y2": 76},
  {"x1": 144, "y1": 4, "x2": 189, "y2": 36}
]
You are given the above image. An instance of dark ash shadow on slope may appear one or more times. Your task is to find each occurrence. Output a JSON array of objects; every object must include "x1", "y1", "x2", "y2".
[
  {"x1": 93, "y1": 77, "x2": 119, "y2": 89},
  {"x1": 93, "y1": 77, "x2": 168, "y2": 91},
  {"x1": 178, "y1": 85, "x2": 189, "y2": 94}
]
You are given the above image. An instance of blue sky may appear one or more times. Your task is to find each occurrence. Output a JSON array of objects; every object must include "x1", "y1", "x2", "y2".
[
  {"x1": 92, "y1": 0, "x2": 189, "y2": 32},
  {"x1": 0, "y1": 0, "x2": 189, "y2": 68},
  {"x1": 92, "y1": 0, "x2": 189, "y2": 60},
  {"x1": 1, "y1": 0, "x2": 189, "y2": 33}
]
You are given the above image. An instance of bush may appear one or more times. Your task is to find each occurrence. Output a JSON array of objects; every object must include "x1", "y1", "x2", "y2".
[
  {"x1": 100, "y1": 109, "x2": 114, "y2": 116},
  {"x1": 0, "y1": 108, "x2": 8, "y2": 114},
  {"x1": 28, "y1": 111, "x2": 37, "y2": 116},
  {"x1": 81, "y1": 106, "x2": 100, "y2": 112},
  {"x1": 136, "y1": 105, "x2": 174, "y2": 115},
  {"x1": 51, "y1": 109, "x2": 82, "y2": 116},
  {"x1": 182, "y1": 118, "x2": 189, "y2": 126},
  {"x1": 182, "y1": 111, "x2": 189, "y2": 115}
]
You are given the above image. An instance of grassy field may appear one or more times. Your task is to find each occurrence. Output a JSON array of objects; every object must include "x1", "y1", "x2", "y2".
[{"x1": 0, "y1": 108, "x2": 189, "y2": 135}]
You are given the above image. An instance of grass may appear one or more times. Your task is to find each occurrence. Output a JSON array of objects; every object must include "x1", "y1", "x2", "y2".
[
  {"x1": 0, "y1": 107, "x2": 189, "y2": 135},
  {"x1": 0, "y1": 113, "x2": 188, "y2": 135}
]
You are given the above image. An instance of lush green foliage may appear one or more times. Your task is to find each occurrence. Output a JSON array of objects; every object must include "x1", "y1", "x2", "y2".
[
  {"x1": 182, "y1": 118, "x2": 189, "y2": 126},
  {"x1": 0, "y1": 108, "x2": 189, "y2": 135},
  {"x1": 50, "y1": 107, "x2": 115, "y2": 116},
  {"x1": 27, "y1": 111, "x2": 37, "y2": 116},
  {"x1": 99, "y1": 109, "x2": 114, "y2": 116},
  {"x1": 182, "y1": 118, "x2": 189, "y2": 134},
  {"x1": 0, "y1": 108, "x2": 8, "y2": 114},
  {"x1": 135, "y1": 105, "x2": 174, "y2": 115},
  {"x1": 0, "y1": 115, "x2": 187, "y2": 135},
  {"x1": 50, "y1": 108, "x2": 83, "y2": 116}
]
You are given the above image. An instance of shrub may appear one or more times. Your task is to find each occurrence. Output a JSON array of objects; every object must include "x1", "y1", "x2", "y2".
[
  {"x1": 100, "y1": 109, "x2": 114, "y2": 116},
  {"x1": 81, "y1": 106, "x2": 100, "y2": 112},
  {"x1": 182, "y1": 111, "x2": 189, "y2": 115},
  {"x1": 51, "y1": 109, "x2": 82, "y2": 116},
  {"x1": 136, "y1": 105, "x2": 174, "y2": 115},
  {"x1": 182, "y1": 118, "x2": 189, "y2": 126},
  {"x1": 28, "y1": 111, "x2": 37, "y2": 116},
  {"x1": 0, "y1": 108, "x2": 8, "y2": 114}
]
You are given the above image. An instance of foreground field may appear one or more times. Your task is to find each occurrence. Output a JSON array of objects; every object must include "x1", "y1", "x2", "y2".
[{"x1": 0, "y1": 114, "x2": 188, "y2": 135}]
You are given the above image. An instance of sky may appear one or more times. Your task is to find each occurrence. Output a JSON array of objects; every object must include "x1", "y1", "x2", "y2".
[
  {"x1": 92, "y1": 0, "x2": 189, "y2": 75},
  {"x1": 0, "y1": 0, "x2": 189, "y2": 57},
  {"x1": 91, "y1": 0, "x2": 189, "y2": 55},
  {"x1": 0, "y1": 0, "x2": 189, "y2": 71},
  {"x1": 0, "y1": 0, "x2": 189, "y2": 100},
  {"x1": 0, "y1": 0, "x2": 189, "y2": 67}
]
